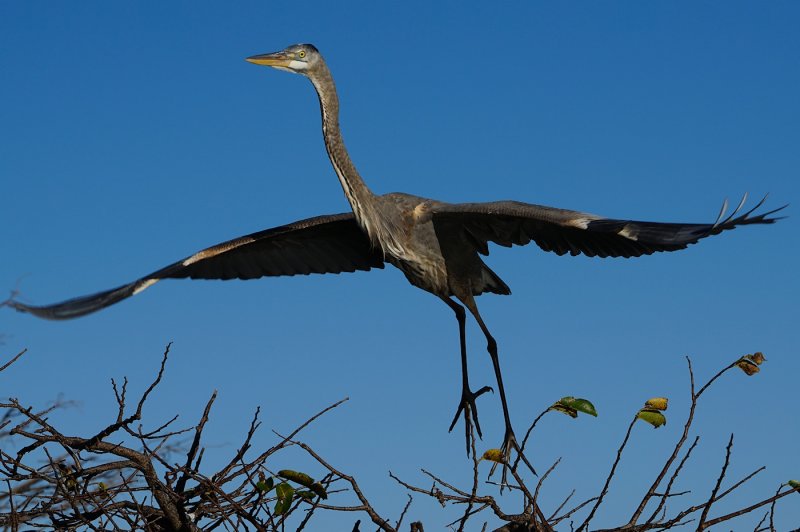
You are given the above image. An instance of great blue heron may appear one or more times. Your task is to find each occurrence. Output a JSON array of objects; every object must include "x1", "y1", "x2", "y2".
[{"x1": 9, "y1": 43, "x2": 784, "y2": 463}]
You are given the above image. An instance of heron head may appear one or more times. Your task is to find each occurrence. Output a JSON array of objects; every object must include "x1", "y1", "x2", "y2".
[{"x1": 245, "y1": 44, "x2": 322, "y2": 76}]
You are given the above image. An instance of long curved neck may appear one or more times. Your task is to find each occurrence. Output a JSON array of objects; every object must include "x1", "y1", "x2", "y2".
[{"x1": 307, "y1": 65, "x2": 377, "y2": 232}]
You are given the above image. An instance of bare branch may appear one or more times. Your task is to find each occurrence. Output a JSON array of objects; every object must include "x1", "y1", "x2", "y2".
[
  {"x1": 175, "y1": 391, "x2": 217, "y2": 495},
  {"x1": 0, "y1": 349, "x2": 27, "y2": 374},
  {"x1": 700, "y1": 484, "x2": 800, "y2": 529},
  {"x1": 698, "y1": 433, "x2": 734, "y2": 528},
  {"x1": 577, "y1": 415, "x2": 638, "y2": 531},
  {"x1": 292, "y1": 438, "x2": 395, "y2": 532},
  {"x1": 645, "y1": 436, "x2": 700, "y2": 525}
]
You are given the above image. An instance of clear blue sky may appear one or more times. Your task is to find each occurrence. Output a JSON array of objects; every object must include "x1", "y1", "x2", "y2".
[{"x1": 1, "y1": 2, "x2": 798, "y2": 529}]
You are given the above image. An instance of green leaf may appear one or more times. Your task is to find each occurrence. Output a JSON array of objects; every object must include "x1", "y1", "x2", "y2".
[
  {"x1": 296, "y1": 489, "x2": 316, "y2": 500},
  {"x1": 279, "y1": 470, "x2": 315, "y2": 487},
  {"x1": 274, "y1": 482, "x2": 294, "y2": 515},
  {"x1": 274, "y1": 497, "x2": 291, "y2": 515},
  {"x1": 550, "y1": 396, "x2": 598, "y2": 418},
  {"x1": 560, "y1": 397, "x2": 598, "y2": 417},
  {"x1": 256, "y1": 477, "x2": 275, "y2": 493},
  {"x1": 276, "y1": 469, "x2": 327, "y2": 499},
  {"x1": 310, "y1": 482, "x2": 328, "y2": 500},
  {"x1": 275, "y1": 482, "x2": 292, "y2": 499},
  {"x1": 636, "y1": 408, "x2": 667, "y2": 428},
  {"x1": 788, "y1": 480, "x2": 800, "y2": 490}
]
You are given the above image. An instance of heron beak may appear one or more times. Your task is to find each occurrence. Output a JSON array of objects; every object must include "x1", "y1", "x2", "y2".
[{"x1": 245, "y1": 52, "x2": 293, "y2": 68}]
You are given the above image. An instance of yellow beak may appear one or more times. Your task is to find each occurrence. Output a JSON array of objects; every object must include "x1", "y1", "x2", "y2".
[{"x1": 245, "y1": 52, "x2": 293, "y2": 67}]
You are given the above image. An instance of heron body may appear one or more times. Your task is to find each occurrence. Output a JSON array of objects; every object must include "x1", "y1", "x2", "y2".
[
  {"x1": 300, "y1": 49, "x2": 497, "y2": 298},
  {"x1": 9, "y1": 43, "x2": 785, "y2": 464}
]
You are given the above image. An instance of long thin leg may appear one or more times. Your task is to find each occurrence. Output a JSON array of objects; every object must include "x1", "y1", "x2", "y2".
[
  {"x1": 439, "y1": 296, "x2": 493, "y2": 454},
  {"x1": 458, "y1": 293, "x2": 537, "y2": 480}
]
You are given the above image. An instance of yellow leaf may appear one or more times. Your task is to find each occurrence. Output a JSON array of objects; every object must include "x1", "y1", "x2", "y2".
[
  {"x1": 481, "y1": 449, "x2": 505, "y2": 463},
  {"x1": 645, "y1": 397, "x2": 668, "y2": 411},
  {"x1": 750, "y1": 352, "x2": 766, "y2": 365},
  {"x1": 636, "y1": 408, "x2": 667, "y2": 428}
]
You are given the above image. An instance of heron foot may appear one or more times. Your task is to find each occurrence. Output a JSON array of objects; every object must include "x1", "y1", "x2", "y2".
[
  {"x1": 448, "y1": 384, "x2": 493, "y2": 454},
  {"x1": 491, "y1": 426, "x2": 537, "y2": 490}
]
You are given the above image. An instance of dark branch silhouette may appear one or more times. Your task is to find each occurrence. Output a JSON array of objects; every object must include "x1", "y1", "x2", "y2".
[{"x1": 2, "y1": 346, "x2": 795, "y2": 531}]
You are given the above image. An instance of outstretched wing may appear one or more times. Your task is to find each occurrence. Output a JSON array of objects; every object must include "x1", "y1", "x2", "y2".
[
  {"x1": 10, "y1": 213, "x2": 383, "y2": 320},
  {"x1": 431, "y1": 194, "x2": 786, "y2": 259}
]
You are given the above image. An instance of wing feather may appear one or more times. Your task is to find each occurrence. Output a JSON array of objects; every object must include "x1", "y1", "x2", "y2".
[
  {"x1": 10, "y1": 213, "x2": 383, "y2": 320},
  {"x1": 432, "y1": 196, "x2": 786, "y2": 259}
]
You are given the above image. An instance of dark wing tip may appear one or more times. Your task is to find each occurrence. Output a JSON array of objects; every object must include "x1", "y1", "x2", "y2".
[
  {"x1": 760, "y1": 202, "x2": 789, "y2": 221},
  {"x1": 712, "y1": 194, "x2": 788, "y2": 233},
  {"x1": 7, "y1": 298, "x2": 27, "y2": 312},
  {"x1": 6, "y1": 282, "x2": 141, "y2": 321},
  {"x1": 7, "y1": 298, "x2": 65, "y2": 320}
]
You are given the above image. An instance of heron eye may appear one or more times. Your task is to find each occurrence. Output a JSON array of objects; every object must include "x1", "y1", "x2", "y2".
[{"x1": 298, "y1": 50, "x2": 306, "y2": 59}]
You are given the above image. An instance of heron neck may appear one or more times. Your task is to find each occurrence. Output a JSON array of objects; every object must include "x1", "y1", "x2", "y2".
[{"x1": 309, "y1": 69, "x2": 377, "y2": 230}]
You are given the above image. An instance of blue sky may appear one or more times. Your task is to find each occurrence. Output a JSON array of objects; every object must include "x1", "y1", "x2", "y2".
[{"x1": 1, "y1": 2, "x2": 798, "y2": 529}]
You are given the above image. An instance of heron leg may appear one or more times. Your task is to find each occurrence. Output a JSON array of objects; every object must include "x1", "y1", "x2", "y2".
[
  {"x1": 440, "y1": 296, "x2": 493, "y2": 454},
  {"x1": 458, "y1": 293, "x2": 536, "y2": 481}
]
